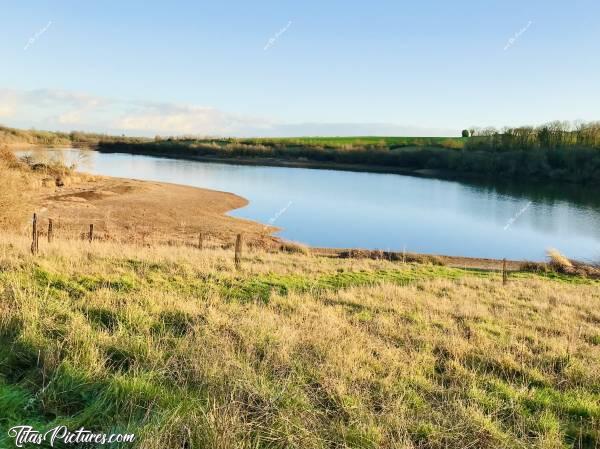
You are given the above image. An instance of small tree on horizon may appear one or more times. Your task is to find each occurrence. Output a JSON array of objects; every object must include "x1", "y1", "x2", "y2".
[{"x1": 462, "y1": 129, "x2": 470, "y2": 138}]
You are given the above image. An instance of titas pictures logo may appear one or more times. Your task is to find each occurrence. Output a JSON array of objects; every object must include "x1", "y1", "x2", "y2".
[{"x1": 7, "y1": 426, "x2": 135, "y2": 447}]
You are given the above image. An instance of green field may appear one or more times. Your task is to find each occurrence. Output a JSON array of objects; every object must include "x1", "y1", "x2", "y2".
[{"x1": 233, "y1": 136, "x2": 466, "y2": 149}]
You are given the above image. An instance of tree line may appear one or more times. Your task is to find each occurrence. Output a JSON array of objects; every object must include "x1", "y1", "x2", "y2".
[{"x1": 466, "y1": 121, "x2": 600, "y2": 150}]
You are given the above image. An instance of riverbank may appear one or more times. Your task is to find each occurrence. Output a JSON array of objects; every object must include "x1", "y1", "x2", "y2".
[{"x1": 22, "y1": 173, "x2": 281, "y2": 249}]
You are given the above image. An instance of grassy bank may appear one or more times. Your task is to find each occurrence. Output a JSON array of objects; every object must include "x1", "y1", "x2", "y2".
[{"x1": 0, "y1": 235, "x2": 599, "y2": 448}]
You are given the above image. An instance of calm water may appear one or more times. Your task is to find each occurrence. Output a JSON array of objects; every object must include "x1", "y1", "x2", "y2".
[{"x1": 22, "y1": 148, "x2": 600, "y2": 261}]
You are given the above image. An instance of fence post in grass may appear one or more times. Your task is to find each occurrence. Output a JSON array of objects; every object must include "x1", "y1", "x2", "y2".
[
  {"x1": 235, "y1": 233, "x2": 243, "y2": 269},
  {"x1": 31, "y1": 213, "x2": 38, "y2": 255},
  {"x1": 198, "y1": 233, "x2": 204, "y2": 250},
  {"x1": 88, "y1": 224, "x2": 94, "y2": 243},
  {"x1": 48, "y1": 219, "x2": 53, "y2": 243},
  {"x1": 502, "y1": 258, "x2": 508, "y2": 285}
]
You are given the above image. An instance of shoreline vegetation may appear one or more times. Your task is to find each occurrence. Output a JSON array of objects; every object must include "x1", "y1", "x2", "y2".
[{"x1": 2, "y1": 120, "x2": 600, "y2": 184}]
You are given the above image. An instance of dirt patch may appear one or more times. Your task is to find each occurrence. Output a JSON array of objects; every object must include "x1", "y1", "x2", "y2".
[{"x1": 314, "y1": 247, "x2": 525, "y2": 271}]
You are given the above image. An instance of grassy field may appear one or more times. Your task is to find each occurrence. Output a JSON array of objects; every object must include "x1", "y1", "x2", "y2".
[{"x1": 0, "y1": 235, "x2": 599, "y2": 449}]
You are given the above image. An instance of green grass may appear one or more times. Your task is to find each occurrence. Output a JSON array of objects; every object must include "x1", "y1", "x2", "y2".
[
  {"x1": 0, "y1": 237, "x2": 599, "y2": 448},
  {"x1": 234, "y1": 136, "x2": 466, "y2": 149}
]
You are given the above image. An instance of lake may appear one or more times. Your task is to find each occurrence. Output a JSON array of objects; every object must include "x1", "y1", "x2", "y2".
[{"x1": 21, "y1": 148, "x2": 600, "y2": 261}]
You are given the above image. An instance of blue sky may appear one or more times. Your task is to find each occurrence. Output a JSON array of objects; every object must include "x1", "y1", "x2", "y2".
[{"x1": 1, "y1": 0, "x2": 599, "y2": 137}]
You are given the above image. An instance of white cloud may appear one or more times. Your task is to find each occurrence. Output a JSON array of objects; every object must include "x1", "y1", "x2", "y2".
[
  {"x1": 57, "y1": 110, "x2": 85, "y2": 125},
  {"x1": 0, "y1": 88, "x2": 106, "y2": 109},
  {"x1": 0, "y1": 87, "x2": 458, "y2": 137},
  {"x1": 113, "y1": 103, "x2": 273, "y2": 136},
  {"x1": 0, "y1": 88, "x2": 273, "y2": 136}
]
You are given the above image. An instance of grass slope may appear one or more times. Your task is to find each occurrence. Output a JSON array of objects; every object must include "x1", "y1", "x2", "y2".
[{"x1": 0, "y1": 236, "x2": 599, "y2": 448}]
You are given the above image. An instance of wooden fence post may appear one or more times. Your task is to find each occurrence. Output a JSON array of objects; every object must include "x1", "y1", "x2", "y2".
[
  {"x1": 88, "y1": 224, "x2": 94, "y2": 243},
  {"x1": 502, "y1": 258, "x2": 508, "y2": 285},
  {"x1": 235, "y1": 234, "x2": 243, "y2": 269},
  {"x1": 198, "y1": 233, "x2": 204, "y2": 250},
  {"x1": 31, "y1": 213, "x2": 38, "y2": 255},
  {"x1": 48, "y1": 219, "x2": 53, "y2": 243}
]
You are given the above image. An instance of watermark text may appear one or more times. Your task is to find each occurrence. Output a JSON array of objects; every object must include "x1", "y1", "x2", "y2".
[{"x1": 8, "y1": 425, "x2": 135, "y2": 447}]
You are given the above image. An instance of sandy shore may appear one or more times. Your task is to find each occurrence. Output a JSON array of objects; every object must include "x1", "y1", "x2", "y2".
[{"x1": 29, "y1": 173, "x2": 279, "y2": 248}]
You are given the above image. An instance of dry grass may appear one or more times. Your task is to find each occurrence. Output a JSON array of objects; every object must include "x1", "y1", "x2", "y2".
[
  {"x1": 0, "y1": 147, "x2": 78, "y2": 233},
  {"x1": 0, "y1": 234, "x2": 598, "y2": 448},
  {"x1": 547, "y1": 249, "x2": 574, "y2": 271},
  {"x1": 541, "y1": 249, "x2": 600, "y2": 279},
  {"x1": 279, "y1": 241, "x2": 310, "y2": 254},
  {"x1": 338, "y1": 249, "x2": 444, "y2": 265},
  {"x1": 0, "y1": 147, "x2": 33, "y2": 230}
]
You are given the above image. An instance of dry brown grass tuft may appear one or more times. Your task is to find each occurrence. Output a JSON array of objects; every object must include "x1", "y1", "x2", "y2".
[
  {"x1": 547, "y1": 249, "x2": 574, "y2": 271},
  {"x1": 522, "y1": 252, "x2": 600, "y2": 280},
  {"x1": 279, "y1": 241, "x2": 310, "y2": 254}
]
